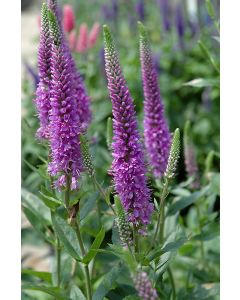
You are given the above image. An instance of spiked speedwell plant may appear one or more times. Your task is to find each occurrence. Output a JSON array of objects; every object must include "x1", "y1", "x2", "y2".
[{"x1": 22, "y1": 1, "x2": 220, "y2": 299}]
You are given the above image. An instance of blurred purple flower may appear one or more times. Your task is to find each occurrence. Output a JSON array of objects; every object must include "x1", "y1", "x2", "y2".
[
  {"x1": 184, "y1": 121, "x2": 200, "y2": 190},
  {"x1": 112, "y1": 0, "x2": 119, "y2": 18},
  {"x1": 24, "y1": 62, "x2": 39, "y2": 89},
  {"x1": 175, "y1": 4, "x2": 185, "y2": 38},
  {"x1": 135, "y1": 0, "x2": 145, "y2": 22},
  {"x1": 184, "y1": 144, "x2": 200, "y2": 189},
  {"x1": 156, "y1": 0, "x2": 172, "y2": 32},
  {"x1": 99, "y1": 47, "x2": 105, "y2": 75},
  {"x1": 202, "y1": 87, "x2": 212, "y2": 112},
  {"x1": 139, "y1": 22, "x2": 171, "y2": 178},
  {"x1": 102, "y1": 0, "x2": 119, "y2": 21},
  {"x1": 189, "y1": 19, "x2": 198, "y2": 36},
  {"x1": 152, "y1": 52, "x2": 161, "y2": 74}
]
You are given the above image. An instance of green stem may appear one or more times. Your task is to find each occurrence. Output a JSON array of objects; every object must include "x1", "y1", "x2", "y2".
[
  {"x1": 167, "y1": 268, "x2": 176, "y2": 300},
  {"x1": 74, "y1": 220, "x2": 92, "y2": 300},
  {"x1": 96, "y1": 198, "x2": 102, "y2": 228},
  {"x1": 133, "y1": 225, "x2": 139, "y2": 255},
  {"x1": 159, "y1": 198, "x2": 166, "y2": 247},
  {"x1": 152, "y1": 212, "x2": 161, "y2": 248},
  {"x1": 64, "y1": 174, "x2": 71, "y2": 209},
  {"x1": 56, "y1": 237, "x2": 61, "y2": 287},
  {"x1": 151, "y1": 180, "x2": 169, "y2": 248},
  {"x1": 50, "y1": 175, "x2": 61, "y2": 288},
  {"x1": 92, "y1": 176, "x2": 116, "y2": 215},
  {"x1": 196, "y1": 204, "x2": 205, "y2": 261}
]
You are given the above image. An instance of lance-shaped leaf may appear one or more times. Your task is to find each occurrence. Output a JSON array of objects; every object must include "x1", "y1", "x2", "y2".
[
  {"x1": 82, "y1": 227, "x2": 105, "y2": 264},
  {"x1": 22, "y1": 285, "x2": 69, "y2": 300},
  {"x1": 51, "y1": 212, "x2": 81, "y2": 261}
]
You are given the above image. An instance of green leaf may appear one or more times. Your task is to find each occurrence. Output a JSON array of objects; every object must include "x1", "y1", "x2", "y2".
[
  {"x1": 21, "y1": 269, "x2": 52, "y2": 283},
  {"x1": 212, "y1": 36, "x2": 220, "y2": 44},
  {"x1": 108, "y1": 284, "x2": 137, "y2": 299},
  {"x1": 51, "y1": 252, "x2": 73, "y2": 286},
  {"x1": 21, "y1": 188, "x2": 51, "y2": 223},
  {"x1": 51, "y1": 212, "x2": 81, "y2": 261},
  {"x1": 70, "y1": 285, "x2": 86, "y2": 300},
  {"x1": 22, "y1": 285, "x2": 69, "y2": 300},
  {"x1": 187, "y1": 283, "x2": 220, "y2": 299},
  {"x1": 147, "y1": 237, "x2": 187, "y2": 262},
  {"x1": 93, "y1": 264, "x2": 125, "y2": 300},
  {"x1": 198, "y1": 40, "x2": 220, "y2": 74},
  {"x1": 82, "y1": 227, "x2": 105, "y2": 264},
  {"x1": 209, "y1": 173, "x2": 220, "y2": 196},
  {"x1": 79, "y1": 192, "x2": 98, "y2": 221},
  {"x1": 156, "y1": 251, "x2": 174, "y2": 274},
  {"x1": 192, "y1": 223, "x2": 219, "y2": 242},
  {"x1": 123, "y1": 296, "x2": 141, "y2": 300},
  {"x1": 205, "y1": 0, "x2": 215, "y2": 19},
  {"x1": 39, "y1": 186, "x2": 62, "y2": 209},
  {"x1": 108, "y1": 244, "x2": 137, "y2": 272},
  {"x1": 162, "y1": 237, "x2": 188, "y2": 253},
  {"x1": 22, "y1": 206, "x2": 54, "y2": 244},
  {"x1": 171, "y1": 188, "x2": 191, "y2": 197},
  {"x1": 23, "y1": 159, "x2": 49, "y2": 179},
  {"x1": 168, "y1": 187, "x2": 209, "y2": 216},
  {"x1": 183, "y1": 78, "x2": 219, "y2": 88}
]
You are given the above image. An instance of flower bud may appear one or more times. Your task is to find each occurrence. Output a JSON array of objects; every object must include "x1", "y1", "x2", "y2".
[
  {"x1": 80, "y1": 135, "x2": 95, "y2": 177},
  {"x1": 165, "y1": 128, "x2": 180, "y2": 179},
  {"x1": 115, "y1": 197, "x2": 132, "y2": 246}
]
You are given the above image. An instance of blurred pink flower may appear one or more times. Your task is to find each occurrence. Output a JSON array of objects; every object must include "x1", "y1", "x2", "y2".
[
  {"x1": 88, "y1": 22, "x2": 100, "y2": 48},
  {"x1": 63, "y1": 4, "x2": 75, "y2": 33},
  {"x1": 69, "y1": 30, "x2": 77, "y2": 50},
  {"x1": 76, "y1": 23, "x2": 88, "y2": 53}
]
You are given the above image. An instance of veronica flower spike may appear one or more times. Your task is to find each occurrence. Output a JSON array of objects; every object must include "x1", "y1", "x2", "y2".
[
  {"x1": 34, "y1": 3, "x2": 52, "y2": 140},
  {"x1": 47, "y1": 0, "x2": 91, "y2": 131},
  {"x1": 103, "y1": 25, "x2": 153, "y2": 229},
  {"x1": 138, "y1": 22, "x2": 171, "y2": 178},
  {"x1": 47, "y1": 9, "x2": 83, "y2": 190}
]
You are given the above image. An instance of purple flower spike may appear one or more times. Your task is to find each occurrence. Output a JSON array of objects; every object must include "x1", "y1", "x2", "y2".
[
  {"x1": 24, "y1": 62, "x2": 39, "y2": 89},
  {"x1": 103, "y1": 25, "x2": 153, "y2": 228},
  {"x1": 138, "y1": 22, "x2": 171, "y2": 178},
  {"x1": 135, "y1": 0, "x2": 145, "y2": 22},
  {"x1": 49, "y1": 0, "x2": 92, "y2": 130},
  {"x1": 156, "y1": 0, "x2": 172, "y2": 32},
  {"x1": 34, "y1": 3, "x2": 52, "y2": 140},
  {"x1": 47, "y1": 9, "x2": 83, "y2": 190},
  {"x1": 175, "y1": 4, "x2": 185, "y2": 39},
  {"x1": 133, "y1": 271, "x2": 158, "y2": 300},
  {"x1": 73, "y1": 71, "x2": 91, "y2": 131}
]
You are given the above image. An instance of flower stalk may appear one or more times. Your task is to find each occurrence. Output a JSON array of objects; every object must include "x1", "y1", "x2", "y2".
[
  {"x1": 56, "y1": 236, "x2": 61, "y2": 287},
  {"x1": 73, "y1": 218, "x2": 92, "y2": 300},
  {"x1": 152, "y1": 129, "x2": 180, "y2": 248}
]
